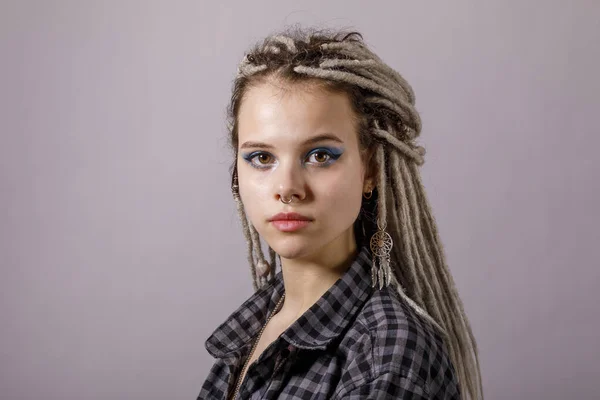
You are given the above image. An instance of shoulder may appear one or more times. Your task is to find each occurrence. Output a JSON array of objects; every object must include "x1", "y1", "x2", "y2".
[
  {"x1": 359, "y1": 286, "x2": 447, "y2": 380},
  {"x1": 335, "y1": 286, "x2": 461, "y2": 399}
]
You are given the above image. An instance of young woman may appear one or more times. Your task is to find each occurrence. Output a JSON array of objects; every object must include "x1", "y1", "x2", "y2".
[{"x1": 198, "y1": 27, "x2": 484, "y2": 400}]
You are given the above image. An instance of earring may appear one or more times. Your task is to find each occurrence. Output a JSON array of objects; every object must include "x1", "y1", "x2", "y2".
[
  {"x1": 362, "y1": 186, "x2": 393, "y2": 288},
  {"x1": 370, "y1": 217, "x2": 393, "y2": 289}
]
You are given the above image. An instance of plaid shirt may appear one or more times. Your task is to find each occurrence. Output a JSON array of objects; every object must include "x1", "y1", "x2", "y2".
[{"x1": 198, "y1": 245, "x2": 461, "y2": 399}]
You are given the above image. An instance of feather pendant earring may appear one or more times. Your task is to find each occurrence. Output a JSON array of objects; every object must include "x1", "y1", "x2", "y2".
[
  {"x1": 370, "y1": 219, "x2": 393, "y2": 289},
  {"x1": 363, "y1": 187, "x2": 393, "y2": 289}
]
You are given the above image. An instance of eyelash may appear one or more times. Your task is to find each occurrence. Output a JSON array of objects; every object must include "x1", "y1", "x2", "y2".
[{"x1": 242, "y1": 148, "x2": 343, "y2": 170}]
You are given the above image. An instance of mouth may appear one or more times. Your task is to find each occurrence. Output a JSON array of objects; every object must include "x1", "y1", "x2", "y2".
[
  {"x1": 268, "y1": 212, "x2": 313, "y2": 222},
  {"x1": 268, "y1": 212, "x2": 313, "y2": 232},
  {"x1": 270, "y1": 219, "x2": 311, "y2": 232}
]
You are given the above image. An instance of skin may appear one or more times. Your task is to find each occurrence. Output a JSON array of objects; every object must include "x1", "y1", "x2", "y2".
[{"x1": 236, "y1": 76, "x2": 377, "y2": 322}]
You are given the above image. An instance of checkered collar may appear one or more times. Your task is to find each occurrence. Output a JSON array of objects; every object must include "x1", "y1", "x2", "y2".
[{"x1": 205, "y1": 245, "x2": 374, "y2": 359}]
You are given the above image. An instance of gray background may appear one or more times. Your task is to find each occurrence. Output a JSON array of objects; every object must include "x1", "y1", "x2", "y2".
[{"x1": 1, "y1": 1, "x2": 598, "y2": 399}]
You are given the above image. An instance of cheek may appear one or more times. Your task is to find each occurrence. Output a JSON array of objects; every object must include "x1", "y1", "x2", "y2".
[
  {"x1": 318, "y1": 166, "x2": 364, "y2": 221},
  {"x1": 237, "y1": 166, "x2": 271, "y2": 220}
]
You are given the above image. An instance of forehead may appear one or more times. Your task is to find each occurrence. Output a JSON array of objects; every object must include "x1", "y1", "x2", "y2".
[{"x1": 237, "y1": 79, "x2": 358, "y2": 146}]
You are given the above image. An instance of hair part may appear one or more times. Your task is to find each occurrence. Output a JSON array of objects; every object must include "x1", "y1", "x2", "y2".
[{"x1": 226, "y1": 25, "x2": 484, "y2": 399}]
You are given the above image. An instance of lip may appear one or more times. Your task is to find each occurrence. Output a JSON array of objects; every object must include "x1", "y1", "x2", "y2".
[
  {"x1": 269, "y1": 212, "x2": 312, "y2": 222},
  {"x1": 271, "y1": 220, "x2": 311, "y2": 232},
  {"x1": 269, "y1": 212, "x2": 313, "y2": 233}
]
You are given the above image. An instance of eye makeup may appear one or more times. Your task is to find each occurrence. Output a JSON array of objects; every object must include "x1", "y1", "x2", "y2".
[{"x1": 241, "y1": 146, "x2": 345, "y2": 170}]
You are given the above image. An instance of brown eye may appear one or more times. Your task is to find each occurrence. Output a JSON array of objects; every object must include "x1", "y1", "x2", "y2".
[
  {"x1": 313, "y1": 152, "x2": 330, "y2": 163},
  {"x1": 307, "y1": 151, "x2": 331, "y2": 164},
  {"x1": 257, "y1": 154, "x2": 272, "y2": 164}
]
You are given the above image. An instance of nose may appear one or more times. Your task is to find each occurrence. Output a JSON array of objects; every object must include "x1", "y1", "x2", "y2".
[{"x1": 274, "y1": 157, "x2": 307, "y2": 203}]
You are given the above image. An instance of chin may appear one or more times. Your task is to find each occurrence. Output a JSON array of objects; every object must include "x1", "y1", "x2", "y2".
[{"x1": 266, "y1": 235, "x2": 318, "y2": 260}]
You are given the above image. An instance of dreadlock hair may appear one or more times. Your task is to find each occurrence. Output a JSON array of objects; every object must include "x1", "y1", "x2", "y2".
[{"x1": 225, "y1": 26, "x2": 484, "y2": 400}]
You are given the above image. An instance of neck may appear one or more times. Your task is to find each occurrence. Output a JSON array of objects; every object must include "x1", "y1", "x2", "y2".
[{"x1": 277, "y1": 232, "x2": 359, "y2": 321}]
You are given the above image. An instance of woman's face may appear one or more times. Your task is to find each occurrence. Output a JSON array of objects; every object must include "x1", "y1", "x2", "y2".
[{"x1": 236, "y1": 78, "x2": 372, "y2": 262}]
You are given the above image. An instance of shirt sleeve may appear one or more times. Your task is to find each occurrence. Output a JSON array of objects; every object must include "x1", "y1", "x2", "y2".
[{"x1": 335, "y1": 369, "x2": 429, "y2": 399}]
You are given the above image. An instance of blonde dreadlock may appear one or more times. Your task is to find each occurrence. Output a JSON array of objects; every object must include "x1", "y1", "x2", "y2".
[{"x1": 226, "y1": 26, "x2": 484, "y2": 400}]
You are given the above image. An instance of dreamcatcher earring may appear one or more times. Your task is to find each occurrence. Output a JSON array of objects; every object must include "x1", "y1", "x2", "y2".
[
  {"x1": 371, "y1": 219, "x2": 393, "y2": 289},
  {"x1": 363, "y1": 188, "x2": 393, "y2": 289}
]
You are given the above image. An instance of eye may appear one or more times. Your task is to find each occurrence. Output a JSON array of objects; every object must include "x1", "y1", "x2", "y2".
[
  {"x1": 241, "y1": 151, "x2": 276, "y2": 169},
  {"x1": 255, "y1": 153, "x2": 273, "y2": 165},
  {"x1": 307, "y1": 150, "x2": 332, "y2": 164},
  {"x1": 306, "y1": 147, "x2": 343, "y2": 166}
]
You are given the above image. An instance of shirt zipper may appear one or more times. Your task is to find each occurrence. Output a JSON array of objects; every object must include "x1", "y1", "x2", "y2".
[
  {"x1": 264, "y1": 344, "x2": 293, "y2": 394},
  {"x1": 230, "y1": 294, "x2": 286, "y2": 400}
]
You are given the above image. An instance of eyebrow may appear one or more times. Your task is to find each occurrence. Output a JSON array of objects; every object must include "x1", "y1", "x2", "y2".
[{"x1": 240, "y1": 133, "x2": 344, "y2": 150}]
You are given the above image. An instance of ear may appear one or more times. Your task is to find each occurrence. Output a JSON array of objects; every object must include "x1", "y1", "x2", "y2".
[{"x1": 362, "y1": 146, "x2": 379, "y2": 192}]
